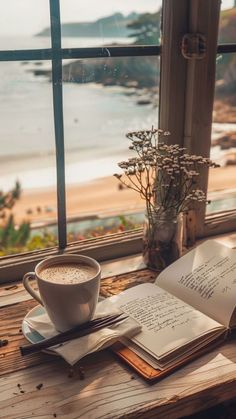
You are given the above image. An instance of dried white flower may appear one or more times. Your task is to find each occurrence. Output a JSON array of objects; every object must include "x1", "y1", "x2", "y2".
[{"x1": 114, "y1": 128, "x2": 219, "y2": 217}]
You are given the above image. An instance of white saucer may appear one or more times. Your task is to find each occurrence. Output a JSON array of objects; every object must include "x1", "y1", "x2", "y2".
[
  {"x1": 22, "y1": 305, "x2": 56, "y2": 355},
  {"x1": 22, "y1": 296, "x2": 105, "y2": 355}
]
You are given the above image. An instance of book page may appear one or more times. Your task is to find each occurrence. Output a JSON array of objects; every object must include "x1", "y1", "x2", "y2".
[
  {"x1": 157, "y1": 240, "x2": 236, "y2": 327},
  {"x1": 122, "y1": 329, "x2": 224, "y2": 370},
  {"x1": 108, "y1": 283, "x2": 224, "y2": 359}
]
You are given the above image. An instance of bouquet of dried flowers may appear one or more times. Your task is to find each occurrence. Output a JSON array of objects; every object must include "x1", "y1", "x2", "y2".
[
  {"x1": 114, "y1": 128, "x2": 219, "y2": 218},
  {"x1": 114, "y1": 128, "x2": 219, "y2": 270}
]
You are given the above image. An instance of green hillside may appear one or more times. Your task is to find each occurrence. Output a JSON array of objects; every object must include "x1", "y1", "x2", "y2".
[
  {"x1": 35, "y1": 7, "x2": 236, "y2": 106},
  {"x1": 36, "y1": 12, "x2": 138, "y2": 37}
]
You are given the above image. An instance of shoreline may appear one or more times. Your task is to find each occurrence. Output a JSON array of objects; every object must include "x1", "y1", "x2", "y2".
[
  {"x1": 11, "y1": 176, "x2": 143, "y2": 225},
  {"x1": 7, "y1": 166, "x2": 236, "y2": 226}
]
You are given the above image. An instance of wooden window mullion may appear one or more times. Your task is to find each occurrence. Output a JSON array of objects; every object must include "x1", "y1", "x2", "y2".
[
  {"x1": 160, "y1": 0, "x2": 221, "y2": 239},
  {"x1": 49, "y1": 0, "x2": 67, "y2": 249}
]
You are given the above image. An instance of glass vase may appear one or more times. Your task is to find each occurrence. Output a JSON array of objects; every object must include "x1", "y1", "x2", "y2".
[{"x1": 142, "y1": 212, "x2": 183, "y2": 271}]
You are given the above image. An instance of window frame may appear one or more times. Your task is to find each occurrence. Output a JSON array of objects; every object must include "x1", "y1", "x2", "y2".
[
  {"x1": 1, "y1": 0, "x2": 236, "y2": 283},
  {"x1": 160, "y1": 0, "x2": 236, "y2": 239},
  {"x1": 0, "y1": 0, "x2": 160, "y2": 281}
]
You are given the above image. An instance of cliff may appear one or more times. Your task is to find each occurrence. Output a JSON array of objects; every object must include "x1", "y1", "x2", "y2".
[{"x1": 36, "y1": 12, "x2": 138, "y2": 38}]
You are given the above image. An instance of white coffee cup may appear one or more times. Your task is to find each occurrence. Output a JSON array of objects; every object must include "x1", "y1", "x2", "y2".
[{"x1": 23, "y1": 254, "x2": 101, "y2": 332}]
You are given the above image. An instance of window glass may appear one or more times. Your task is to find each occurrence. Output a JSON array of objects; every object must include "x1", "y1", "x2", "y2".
[
  {"x1": 0, "y1": 60, "x2": 57, "y2": 256},
  {"x1": 60, "y1": 1, "x2": 161, "y2": 48},
  {"x1": 62, "y1": 56, "x2": 159, "y2": 241},
  {"x1": 218, "y1": 1, "x2": 236, "y2": 43},
  {"x1": 0, "y1": 1, "x2": 51, "y2": 50},
  {"x1": 208, "y1": 52, "x2": 236, "y2": 214}
]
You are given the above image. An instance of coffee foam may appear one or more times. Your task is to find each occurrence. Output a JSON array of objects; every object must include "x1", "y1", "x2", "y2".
[{"x1": 39, "y1": 262, "x2": 97, "y2": 284}]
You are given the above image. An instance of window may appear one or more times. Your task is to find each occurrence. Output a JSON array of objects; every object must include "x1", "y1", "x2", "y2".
[
  {"x1": 160, "y1": 0, "x2": 236, "y2": 238},
  {"x1": 0, "y1": 0, "x2": 235, "y2": 282},
  {"x1": 0, "y1": 1, "x2": 160, "y2": 281}
]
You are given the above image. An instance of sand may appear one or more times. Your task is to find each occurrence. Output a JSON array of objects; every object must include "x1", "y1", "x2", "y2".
[
  {"x1": 7, "y1": 166, "x2": 236, "y2": 225},
  {"x1": 208, "y1": 166, "x2": 236, "y2": 192},
  {"x1": 11, "y1": 176, "x2": 144, "y2": 225}
]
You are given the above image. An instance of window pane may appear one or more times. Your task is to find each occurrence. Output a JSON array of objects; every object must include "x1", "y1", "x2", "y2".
[
  {"x1": 61, "y1": 55, "x2": 159, "y2": 242},
  {"x1": 60, "y1": 2, "x2": 161, "y2": 48},
  {"x1": 208, "y1": 52, "x2": 236, "y2": 214},
  {"x1": 218, "y1": 1, "x2": 236, "y2": 43},
  {"x1": 0, "y1": 60, "x2": 57, "y2": 256},
  {"x1": 0, "y1": 1, "x2": 51, "y2": 50}
]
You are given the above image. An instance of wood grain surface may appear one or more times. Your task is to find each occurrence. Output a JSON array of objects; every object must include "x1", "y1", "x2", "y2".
[{"x1": 0, "y1": 265, "x2": 236, "y2": 418}]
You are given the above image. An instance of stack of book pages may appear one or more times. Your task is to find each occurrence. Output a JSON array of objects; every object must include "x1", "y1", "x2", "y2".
[{"x1": 110, "y1": 240, "x2": 236, "y2": 381}]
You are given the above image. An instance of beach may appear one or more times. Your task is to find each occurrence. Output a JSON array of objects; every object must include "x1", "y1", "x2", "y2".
[
  {"x1": 0, "y1": 35, "x2": 236, "y2": 227},
  {"x1": 9, "y1": 165, "x2": 236, "y2": 226},
  {"x1": 208, "y1": 165, "x2": 236, "y2": 192},
  {"x1": 12, "y1": 176, "x2": 143, "y2": 225}
]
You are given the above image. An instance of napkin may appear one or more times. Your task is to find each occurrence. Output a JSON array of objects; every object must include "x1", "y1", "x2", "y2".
[{"x1": 25, "y1": 298, "x2": 141, "y2": 365}]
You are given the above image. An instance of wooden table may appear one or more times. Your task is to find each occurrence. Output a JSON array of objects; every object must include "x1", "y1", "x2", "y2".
[{"x1": 1, "y1": 259, "x2": 236, "y2": 419}]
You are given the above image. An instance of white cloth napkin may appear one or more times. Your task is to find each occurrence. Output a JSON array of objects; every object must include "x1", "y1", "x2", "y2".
[{"x1": 25, "y1": 298, "x2": 141, "y2": 365}]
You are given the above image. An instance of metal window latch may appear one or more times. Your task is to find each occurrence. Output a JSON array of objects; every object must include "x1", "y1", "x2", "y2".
[{"x1": 181, "y1": 33, "x2": 206, "y2": 59}]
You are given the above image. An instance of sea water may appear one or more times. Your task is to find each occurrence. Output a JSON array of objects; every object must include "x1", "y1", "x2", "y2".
[
  {"x1": 0, "y1": 35, "x2": 158, "y2": 191},
  {"x1": 0, "y1": 35, "x2": 235, "y2": 193}
]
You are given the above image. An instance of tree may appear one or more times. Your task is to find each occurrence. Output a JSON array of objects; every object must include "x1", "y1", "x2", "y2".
[
  {"x1": 127, "y1": 10, "x2": 161, "y2": 45},
  {"x1": 0, "y1": 181, "x2": 21, "y2": 219},
  {"x1": 0, "y1": 181, "x2": 31, "y2": 254},
  {"x1": 0, "y1": 214, "x2": 30, "y2": 250}
]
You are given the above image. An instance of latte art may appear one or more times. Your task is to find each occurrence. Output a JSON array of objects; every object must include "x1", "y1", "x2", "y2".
[{"x1": 40, "y1": 262, "x2": 97, "y2": 284}]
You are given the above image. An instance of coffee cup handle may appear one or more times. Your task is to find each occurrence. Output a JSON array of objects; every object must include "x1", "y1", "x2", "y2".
[{"x1": 23, "y1": 272, "x2": 43, "y2": 306}]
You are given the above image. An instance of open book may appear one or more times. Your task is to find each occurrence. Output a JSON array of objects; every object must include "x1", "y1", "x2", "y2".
[{"x1": 109, "y1": 240, "x2": 236, "y2": 380}]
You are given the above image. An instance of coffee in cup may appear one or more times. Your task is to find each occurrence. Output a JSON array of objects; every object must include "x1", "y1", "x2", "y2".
[
  {"x1": 23, "y1": 254, "x2": 101, "y2": 332},
  {"x1": 39, "y1": 262, "x2": 97, "y2": 284}
]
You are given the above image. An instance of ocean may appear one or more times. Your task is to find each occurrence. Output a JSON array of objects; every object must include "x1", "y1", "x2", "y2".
[
  {"x1": 0, "y1": 35, "x2": 235, "y2": 192},
  {"x1": 0, "y1": 35, "x2": 160, "y2": 191}
]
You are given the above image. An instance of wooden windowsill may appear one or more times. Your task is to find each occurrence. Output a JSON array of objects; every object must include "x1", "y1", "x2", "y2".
[
  {"x1": 1, "y1": 229, "x2": 236, "y2": 305},
  {"x1": 1, "y1": 230, "x2": 236, "y2": 418}
]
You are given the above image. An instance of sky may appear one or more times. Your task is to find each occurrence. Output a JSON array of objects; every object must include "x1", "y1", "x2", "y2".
[{"x1": 0, "y1": 0, "x2": 234, "y2": 36}]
